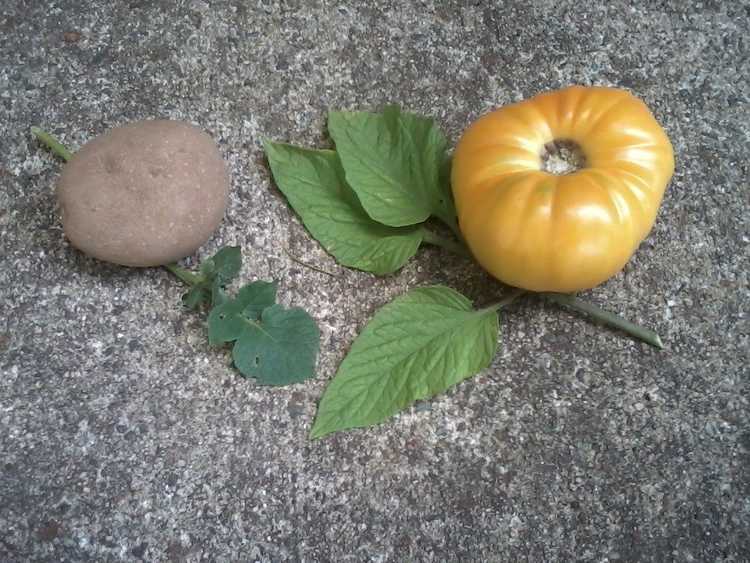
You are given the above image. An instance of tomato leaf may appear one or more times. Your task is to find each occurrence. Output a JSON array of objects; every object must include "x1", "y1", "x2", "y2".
[
  {"x1": 264, "y1": 141, "x2": 424, "y2": 275},
  {"x1": 327, "y1": 106, "x2": 457, "y2": 229},
  {"x1": 208, "y1": 281, "x2": 320, "y2": 385},
  {"x1": 310, "y1": 286, "x2": 499, "y2": 438}
]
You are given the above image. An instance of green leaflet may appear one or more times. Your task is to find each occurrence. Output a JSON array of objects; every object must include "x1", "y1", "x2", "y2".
[
  {"x1": 200, "y1": 246, "x2": 242, "y2": 283},
  {"x1": 181, "y1": 246, "x2": 242, "y2": 310},
  {"x1": 208, "y1": 281, "x2": 320, "y2": 386},
  {"x1": 182, "y1": 285, "x2": 209, "y2": 309},
  {"x1": 310, "y1": 286, "x2": 499, "y2": 438},
  {"x1": 207, "y1": 281, "x2": 278, "y2": 345},
  {"x1": 327, "y1": 106, "x2": 457, "y2": 229},
  {"x1": 264, "y1": 141, "x2": 424, "y2": 275}
]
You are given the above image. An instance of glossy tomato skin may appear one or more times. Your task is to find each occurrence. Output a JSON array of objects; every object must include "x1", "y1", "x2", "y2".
[{"x1": 451, "y1": 85, "x2": 674, "y2": 293}]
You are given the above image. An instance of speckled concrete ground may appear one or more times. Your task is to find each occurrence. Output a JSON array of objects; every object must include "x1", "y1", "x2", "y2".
[{"x1": 1, "y1": 1, "x2": 748, "y2": 561}]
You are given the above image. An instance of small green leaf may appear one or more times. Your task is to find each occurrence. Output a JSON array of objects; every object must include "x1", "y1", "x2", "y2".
[
  {"x1": 207, "y1": 246, "x2": 242, "y2": 283},
  {"x1": 310, "y1": 286, "x2": 499, "y2": 438},
  {"x1": 199, "y1": 259, "x2": 216, "y2": 276},
  {"x1": 180, "y1": 246, "x2": 243, "y2": 310},
  {"x1": 264, "y1": 141, "x2": 424, "y2": 275},
  {"x1": 327, "y1": 106, "x2": 457, "y2": 229},
  {"x1": 208, "y1": 281, "x2": 278, "y2": 345},
  {"x1": 183, "y1": 286, "x2": 209, "y2": 310},
  {"x1": 231, "y1": 304, "x2": 320, "y2": 386}
]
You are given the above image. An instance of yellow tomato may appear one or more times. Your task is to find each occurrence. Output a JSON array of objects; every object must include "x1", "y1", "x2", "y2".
[{"x1": 451, "y1": 85, "x2": 674, "y2": 293}]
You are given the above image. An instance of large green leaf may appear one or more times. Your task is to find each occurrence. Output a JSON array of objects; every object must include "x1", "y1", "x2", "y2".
[
  {"x1": 327, "y1": 106, "x2": 456, "y2": 228},
  {"x1": 264, "y1": 142, "x2": 424, "y2": 275},
  {"x1": 310, "y1": 286, "x2": 499, "y2": 438}
]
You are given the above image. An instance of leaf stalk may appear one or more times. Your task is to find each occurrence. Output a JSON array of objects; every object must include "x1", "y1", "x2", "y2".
[
  {"x1": 164, "y1": 263, "x2": 203, "y2": 286},
  {"x1": 420, "y1": 228, "x2": 470, "y2": 258},
  {"x1": 31, "y1": 127, "x2": 73, "y2": 162},
  {"x1": 434, "y1": 211, "x2": 464, "y2": 242},
  {"x1": 483, "y1": 288, "x2": 527, "y2": 313},
  {"x1": 543, "y1": 292, "x2": 663, "y2": 349}
]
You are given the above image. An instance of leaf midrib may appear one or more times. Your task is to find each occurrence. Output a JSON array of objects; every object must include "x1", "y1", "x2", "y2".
[
  {"x1": 344, "y1": 306, "x2": 493, "y2": 384},
  {"x1": 241, "y1": 315, "x2": 278, "y2": 343},
  {"x1": 331, "y1": 307, "x2": 494, "y2": 425}
]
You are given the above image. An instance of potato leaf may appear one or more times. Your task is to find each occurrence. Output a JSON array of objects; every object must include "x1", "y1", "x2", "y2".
[
  {"x1": 181, "y1": 246, "x2": 241, "y2": 310},
  {"x1": 327, "y1": 106, "x2": 457, "y2": 229},
  {"x1": 264, "y1": 141, "x2": 424, "y2": 275},
  {"x1": 182, "y1": 285, "x2": 209, "y2": 310},
  {"x1": 310, "y1": 286, "x2": 499, "y2": 438},
  {"x1": 208, "y1": 281, "x2": 320, "y2": 385},
  {"x1": 208, "y1": 281, "x2": 278, "y2": 345},
  {"x1": 200, "y1": 245, "x2": 242, "y2": 284}
]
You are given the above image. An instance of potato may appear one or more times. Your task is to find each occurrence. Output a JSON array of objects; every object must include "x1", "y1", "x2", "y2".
[{"x1": 57, "y1": 120, "x2": 229, "y2": 267}]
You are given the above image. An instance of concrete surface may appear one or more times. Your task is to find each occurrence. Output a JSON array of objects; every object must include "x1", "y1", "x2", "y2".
[{"x1": 1, "y1": 1, "x2": 748, "y2": 561}]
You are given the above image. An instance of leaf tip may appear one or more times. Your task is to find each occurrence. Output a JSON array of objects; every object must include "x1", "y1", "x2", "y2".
[
  {"x1": 653, "y1": 333, "x2": 664, "y2": 350},
  {"x1": 308, "y1": 423, "x2": 329, "y2": 441},
  {"x1": 261, "y1": 138, "x2": 275, "y2": 152}
]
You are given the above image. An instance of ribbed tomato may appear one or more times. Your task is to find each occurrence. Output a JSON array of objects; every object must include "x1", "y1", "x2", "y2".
[{"x1": 451, "y1": 85, "x2": 674, "y2": 293}]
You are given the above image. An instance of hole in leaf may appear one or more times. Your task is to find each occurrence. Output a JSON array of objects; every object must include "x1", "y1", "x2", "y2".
[
  {"x1": 219, "y1": 313, "x2": 226, "y2": 320},
  {"x1": 253, "y1": 356, "x2": 260, "y2": 366}
]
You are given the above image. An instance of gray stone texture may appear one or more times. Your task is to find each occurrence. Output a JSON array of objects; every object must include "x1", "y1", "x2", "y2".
[{"x1": 1, "y1": 1, "x2": 748, "y2": 561}]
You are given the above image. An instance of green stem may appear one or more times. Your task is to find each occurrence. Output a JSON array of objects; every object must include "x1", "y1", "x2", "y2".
[
  {"x1": 164, "y1": 263, "x2": 203, "y2": 286},
  {"x1": 31, "y1": 127, "x2": 74, "y2": 162},
  {"x1": 483, "y1": 288, "x2": 527, "y2": 313},
  {"x1": 421, "y1": 228, "x2": 471, "y2": 258},
  {"x1": 543, "y1": 292, "x2": 664, "y2": 349},
  {"x1": 434, "y1": 211, "x2": 464, "y2": 242}
]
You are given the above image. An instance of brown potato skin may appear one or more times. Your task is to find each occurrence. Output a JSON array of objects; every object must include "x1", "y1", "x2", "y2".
[{"x1": 57, "y1": 120, "x2": 229, "y2": 267}]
